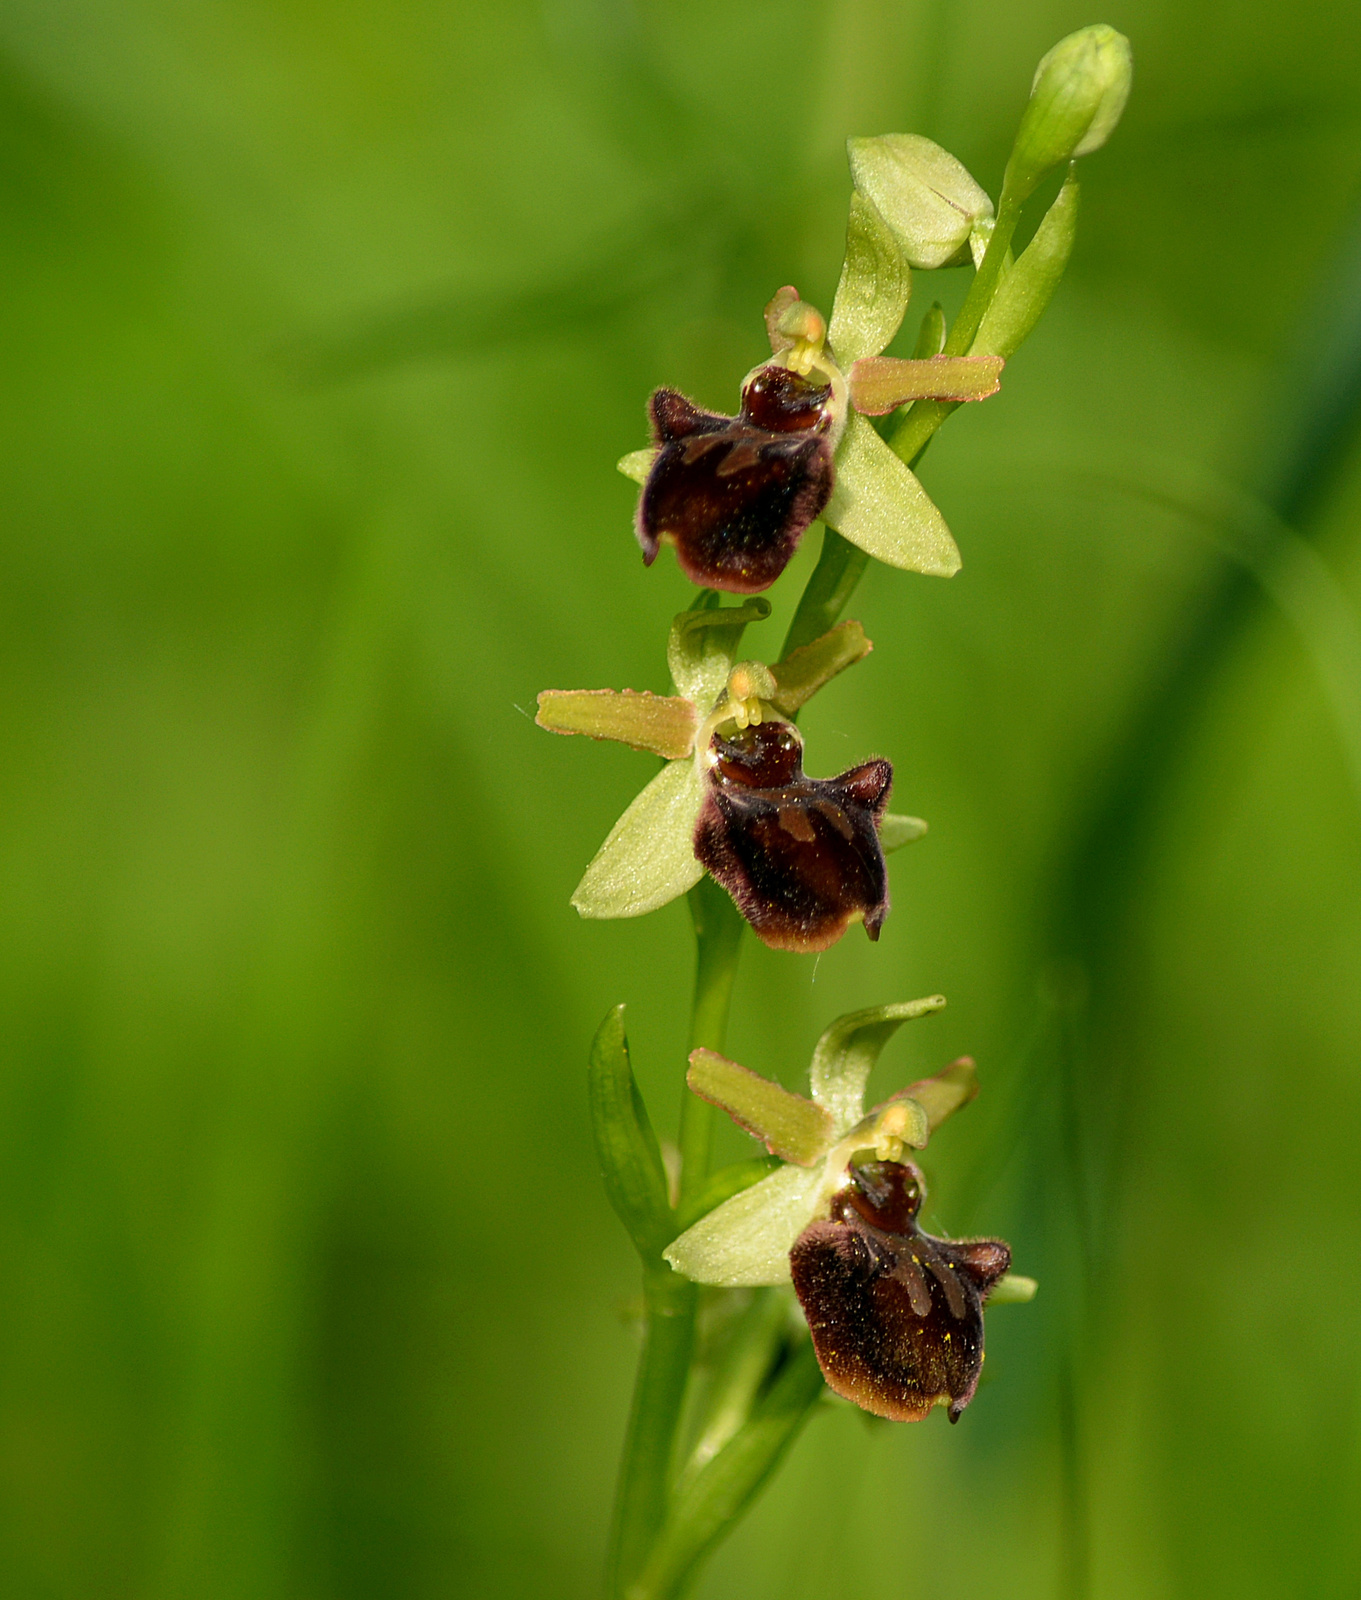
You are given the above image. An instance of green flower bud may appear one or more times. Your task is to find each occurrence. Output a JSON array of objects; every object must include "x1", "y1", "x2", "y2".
[{"x1": 1004, "y1": 25, "x2": 1132, "y2": 205}]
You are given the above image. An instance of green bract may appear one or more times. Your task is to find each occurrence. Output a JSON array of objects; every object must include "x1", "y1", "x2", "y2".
[
  {"x1": 537, "y1": 602, "x2": 927, "y2": 920},
  {"x1": 975, "y1": 169, "x2": 1081, "y2": 360}
]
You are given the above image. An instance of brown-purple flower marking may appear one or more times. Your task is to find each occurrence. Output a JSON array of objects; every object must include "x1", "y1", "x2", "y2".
[
  {"x1": 790, "y1": 1159, "x2": 1010, "y2": 1422},
  {"x1": 637, "y1": 366, "x2": 838, "y2": 595},
  {"x1": 694, "y1": 719, "x2": 891, "y2": 952}
]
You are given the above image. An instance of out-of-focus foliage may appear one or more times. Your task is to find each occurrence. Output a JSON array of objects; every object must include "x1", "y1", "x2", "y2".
[{"x1": 0, "y1": 3, "x2": 1359, "y2": 1597}]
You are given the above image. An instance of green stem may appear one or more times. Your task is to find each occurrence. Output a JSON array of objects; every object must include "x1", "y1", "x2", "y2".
[
  {"x1": 608, "y1": 877, "x2": 744, "y2": 1598},
  {"x1": 679, "y1": 876, "x2": 745, "y2": 1208},
  {"x1": 626, "y1": 1339, "x2": 827, "y2": 1600},
  {"x1": 889, "y1": 193, "x2": 1021, "y2": 465},
  {"x1": 781, "y1": 529, "x2": 871, "y2": 657},
  {"x1": 607, "y1": 1266, "x2": 699, "y2": 1599}
]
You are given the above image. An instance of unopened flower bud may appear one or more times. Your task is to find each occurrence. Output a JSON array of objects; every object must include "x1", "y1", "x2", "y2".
[{"x1": 1004, "y1": 25, "x2": 1131, "y2": 205}]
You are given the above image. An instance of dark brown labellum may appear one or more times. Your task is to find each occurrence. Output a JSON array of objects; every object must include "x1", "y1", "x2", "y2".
[
  {"x1": 790, "y1": 1160, "x2": 1011, "y2": 1423},
  {"x1": 694, "y1": 720, "x2": 891, "y2": 952},
  {"x1": 636, "y1": 367, "x2": 836, "y2": 594}
]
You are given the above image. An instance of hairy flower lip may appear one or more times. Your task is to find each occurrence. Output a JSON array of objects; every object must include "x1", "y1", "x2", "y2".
[
  {"x1": 636, "y1": 374, "x2": 838, "y2": 595},
  {"x1": 694, "y1": 720, "x2": 892, "y2": 953},
  {"x1": 790, "y1": 1159, "x2": 1011, "y2": 1423}
]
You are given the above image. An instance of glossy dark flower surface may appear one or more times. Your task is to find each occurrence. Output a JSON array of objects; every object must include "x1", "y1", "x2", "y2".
[
  {"x1": 693, "y1": 720, "x2": 891, "y2": 951},
  {"x1": 636, "y1": 365, "x2": 836, "y2": 594},
  {"x1": 789, "y1": 1160, "x2": 1010, "y2": 1422}
]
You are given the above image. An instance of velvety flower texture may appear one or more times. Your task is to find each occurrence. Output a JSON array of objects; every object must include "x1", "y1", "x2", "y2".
[
  {"x1": 637, "y1": 367, "x2": 837, "y2": 594},
  {"x1": 790, "y1": 1159, "x2": 1010, "y2": 1422},
  {"x1": 694, "y1": 720, "x2": 892, "y2": 952}
]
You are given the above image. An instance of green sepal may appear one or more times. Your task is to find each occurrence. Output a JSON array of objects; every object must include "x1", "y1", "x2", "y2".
[
  {"x1": 687, "y1": 1049, "x2": 835, "y2": 1166},
  {"x1": 587, "y1": 1005, "x2": 674, "y2": 1259},
  {"x1": 892, "y1": 1054, "x2": 978, "y2": 1133},
  {"x1": 988, "y1": 1273, "x2": 1038, "y2": 1306},
  {"x1": 809, "y1": 995, "x2": 948, "y2": 1134},
  {"x1": 618, "y1": 447, "x2": 658, "y2": 484},
  {"x1": 664, "y1": 1163, "x2": 826, "y2": 1287},
  {"x1": 825, "y1": 412, "x2": 961, "y2": 577},
  {"x1": 827, "y1": 190, "x2": 910, "y2": 366},
  {"x1": 974, "y1": 169, "x2": 1080, "y2": 360},
  {"x1": 675, "y1": 1155, "x2": 782, "y2": 1233},
  {"x1": 535, "y1": 688, "x2": 698, "y2": 758},
  {"x1": 847, "y1": 134, "x2": 993, "y2": 270},
  {"x1": 571, "y1": 758, "x2": 705, "y2": 919},
  {"x1": 768, "y1": 619, "x2": 871, "y2": 715},
  {"x1": 879, "y1": 813, "x2": 927, "y2": 851},
  {"x1": 667, "y1": 596, "x2": 772, "y2": 707},
  {"x1": 848, "y1": 353, "x2": 1003, "y2": 414}
]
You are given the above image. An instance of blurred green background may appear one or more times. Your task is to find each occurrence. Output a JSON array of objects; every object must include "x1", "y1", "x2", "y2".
[{"x1": 2, "y1": 1, "x2": 1359, "y2": 1595}]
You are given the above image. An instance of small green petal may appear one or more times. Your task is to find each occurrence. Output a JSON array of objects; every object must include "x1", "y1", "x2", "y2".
[
  {"x1": 974, "y1": 170, "x2": 1079, "y2": 360},
  {"x1": 536, "y1": 688, "x2": 698, "y2": 759},
  {"x1": 768, "y1": 620, "x2": 871, "y2": 715},
  {"x1": 663, "y1": 1163, "x2": 826, "y2": 1287},
  {"x1": 571, "y1": 758, "x2": 705, "y2": 919},
  {"x1": 896, "y1": 1055, "x2": 978, "y2": 1133},
  {"x1": 848, "y1": 354, "x2": 1003, "y2": 414},
  {"x1": 825, "y1": 412, "x2": 961, "y2": 577},
  {"x1": 988, "y1": 1273, "x2": 1038, "y2": 1306},
  {"x1": 809, "y1": 996, "x2": 948, "y2": 1134},
  {"x1": 687, "y1": 1048, "x2": 835, "y2": 1166},
  {"x1": 847, "y1": 134, "x2": 993, "y2": 270},
  {"x1": 618, "y1": 447, "x2": 659, "y2": 485},
  {"x1": 879, "y1": 813, "x2": 927, "y2": 851},
  {"x1": 667, "y1": 597, "x2": 772, "y2": 707},
  {"x1": 827, "y1": 191, "x2": 910, "y2": 366}
]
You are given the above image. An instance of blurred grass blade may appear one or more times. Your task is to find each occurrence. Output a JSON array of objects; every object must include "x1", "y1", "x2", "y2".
[{"x1": 588, "y1": 1005, "x2": 673, "y2": 1258}]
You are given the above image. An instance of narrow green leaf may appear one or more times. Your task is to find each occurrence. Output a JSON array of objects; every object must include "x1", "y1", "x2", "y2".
[
  {"x1": 808, "y1": 996, "x2": 948, "y2": 1133},
  {"x1": 848, "y1": 353, "x2": 1003, "y2": 413},
  {"x1": 879, "y1": 813, "x2": 927, "y2": 851},
  {"x1": 687, "y1": 1049, "x2": 834, "y2": 1166},
  {"x1": 847, "y1": 134, "x2": 993, "y2": 270},
  {"x1": 767, "y1": 620, "x2": 871, "y2": 715},
  {"x1": 974, "y1": 169, "x2": 1080, "y2": 360},
  {"x1": 988, "y1": 1273, "x2": 1038, "y2": 1306},
  {"x1": 827, "y1": 191, "x2": 910, "y2": 366},
  {"x1": 572, "y1": 759, "x2": 705, "y2": 919},
  {"x1": 894, "y1": 1055, "x2": 978, "y2": 1133},
  {"x1": 824, "y1": 412, "x2": 961, "y2": 577},
  {"x1": 630, "y1": 1339, "x2": 825, "y2": 1600},
  {"x1": 618, "y1": 446, "x2": 659, "y2": 484},
  {"x1": 536, "y1": 689, "x2": 698, "y2": 758},
  {"x1": 664, "y1": 1163, "x2": 824, "y2": 1287},
  {"x1": 667, "y1": 598, "x2": 772, "y2": 707},
  {"x1": 588, "y1": 1006, "x2": 674, "y2": 1259}
]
